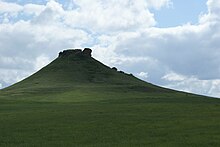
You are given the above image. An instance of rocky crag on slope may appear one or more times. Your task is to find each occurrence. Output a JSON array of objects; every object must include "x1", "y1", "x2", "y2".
[{"x1": 59, "y1": 48, "x2": 92, "y2": 58}]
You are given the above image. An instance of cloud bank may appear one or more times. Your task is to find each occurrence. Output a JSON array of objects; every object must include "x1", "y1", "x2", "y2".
[{"x1": 0, "y1": 0, "x2": 220, "y2": 97}]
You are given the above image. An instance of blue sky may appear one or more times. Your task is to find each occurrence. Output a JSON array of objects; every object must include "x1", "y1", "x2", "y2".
[
  {"x1": 153, "y1": 0, "x2": 208, "y2": 27},
  {"x1": 1, "y1": 0, "x2": 220, "y2": 97},
  {"x1": 4, "y1": 0, "x2": 208, "y2": 27}
]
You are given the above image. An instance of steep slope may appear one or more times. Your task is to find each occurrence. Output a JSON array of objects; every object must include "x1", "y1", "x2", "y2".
[
  {"x1": 1, "y1": 48, "x2": 171, "y2": 102},
  {"x1": 8, "y1": 48, "x2": 145, "y2": 88}
]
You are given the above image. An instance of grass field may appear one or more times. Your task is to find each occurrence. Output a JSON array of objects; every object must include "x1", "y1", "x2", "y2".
[{"x1": 0, "y1": 50, "x2": 220, "y2": 146}]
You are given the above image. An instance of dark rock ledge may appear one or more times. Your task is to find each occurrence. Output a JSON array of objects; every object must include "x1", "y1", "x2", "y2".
[{"x1": 59, "y1": 48, "x2": 92, "y2": 58}]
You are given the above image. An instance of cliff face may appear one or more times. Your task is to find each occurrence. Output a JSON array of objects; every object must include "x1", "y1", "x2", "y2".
[{"x1": 59, "y1": 48, "x2": 92, "y2": 58}]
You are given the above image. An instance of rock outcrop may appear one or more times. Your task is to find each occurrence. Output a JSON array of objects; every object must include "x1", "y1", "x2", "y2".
[
  {"x1": 59, "y1": 48, "x2": 92, "y2": 58},
  {"x1": 83, "y1": 48, "x2": 92, "y2": 57},
  {"x1": 112, "y1": 67, "x2": 117, "y2": 71}
]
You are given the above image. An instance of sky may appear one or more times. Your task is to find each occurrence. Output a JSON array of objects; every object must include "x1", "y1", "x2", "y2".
[{"x1": 1, "y1": 0, "x2": 220, "y2": 97}]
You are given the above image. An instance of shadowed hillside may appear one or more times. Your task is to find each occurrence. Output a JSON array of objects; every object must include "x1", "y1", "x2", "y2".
[
  {"x1": 1, "y1": 48, "x2": 173, "y2": 102},
  {"x1": 0, "y1": 48, "x2": 220, "y2": 147},
  {"x1": 7, "y1": 48, "x2": 147, "y2": 88}
]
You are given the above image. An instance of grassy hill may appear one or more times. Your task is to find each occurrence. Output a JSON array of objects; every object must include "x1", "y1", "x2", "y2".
[{"x1": 0, "y1": 48, "x2": 220, "y2": 146}]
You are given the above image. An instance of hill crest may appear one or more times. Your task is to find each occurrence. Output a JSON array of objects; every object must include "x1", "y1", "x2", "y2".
[
  {"x1": 4, "y1": 48, "x2": 152, "y2": 89},
  {"x1": 58, "y1": 48, "x2": 92, "y2": 58}
]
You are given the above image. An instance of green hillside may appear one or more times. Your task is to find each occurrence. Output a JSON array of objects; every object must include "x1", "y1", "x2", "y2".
[{"x1": 0, "y1": 48, "x2": 220, "y2": 146}]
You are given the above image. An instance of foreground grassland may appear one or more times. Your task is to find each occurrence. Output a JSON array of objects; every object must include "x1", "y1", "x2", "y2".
[
  {"x1": 1, "y1": 86, "x2": 220, "y2": 147},
  {"x1": 0, "y1": 54, "x2": 220, "y2": 146}
]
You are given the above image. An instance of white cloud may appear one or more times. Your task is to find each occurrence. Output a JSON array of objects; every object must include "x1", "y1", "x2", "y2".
[
  {"x1": 199, "y1": 0, "x2": 220, "y2": 23},
  {"x1": 147, "y1": 0, "x2": 172, "y2": 10},
  {"x1": 0, "y1": 1, "x2": 23, "y2": 13},
  {"x1": 0, "y1": 69, "x2": 31, "y2": 87},
  {"x1": 0, "y1": 0, "x2": 90, "y2": 88},
  {"x1": 113, "y1": 21, "x2": 220, "y2": 80},
  {"x1": 63, "y1": 0, "x2": 157, "y2": 32},
  {"x1": 23, "y1": 4, "x2": 46, "y2": 15},
  {"x1": 162, "y1": 72, "x2": 220, "y2": 98},
  {"x1": 1, "y1": 0, "x2": 220, "y2": 98},
  {"x1": 207, "y1": 0, "x2": 220, "y2": 14},
  {"x1": 137, "y1": 72, "x2": 149, "y2": 79},
  {"x1": 162, "y1": 72, "x2": 186, "y2": 81},
  {"x1": 35, "y1": 55, "x2": 50, "y2": 70},
  {"x1": 31, "y1": 0, "x2": 64, "y2": 25}
]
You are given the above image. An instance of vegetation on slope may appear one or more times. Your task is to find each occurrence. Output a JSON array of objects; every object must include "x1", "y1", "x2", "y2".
[{"x1": 0, "y1": 49, "x2": 220, "y2": 146}]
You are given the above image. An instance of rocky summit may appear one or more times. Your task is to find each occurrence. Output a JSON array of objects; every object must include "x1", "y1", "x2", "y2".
[{"x1": 59, "y1": 48, "x2": 92, "y2": 58}]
